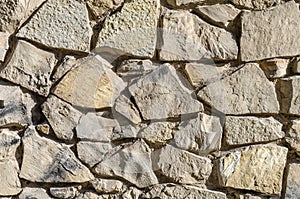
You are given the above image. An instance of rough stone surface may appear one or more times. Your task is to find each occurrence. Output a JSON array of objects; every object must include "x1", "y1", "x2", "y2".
[
  {"x1": 19, "y1": 188, "x2": 52, "y2": 199},
  {"x1": 286, "y1": 119, "x2": 300, "y2": 155},
  {"x1": 91, "y1": 178, "x2": 124, "y2": 193},
  {"x1": 95, "y1": 0, "x2": 160, "y2": 58},
  {"x1": 17, "y1": 0, "x2": 92, "y2": 52},
  {"x1": 152, "y1": 144, "x2": 212, "y2": 184},
  {"x1": 128, "y1": 64, "x2": 203, "y2": 120},
  {"x1": 53, "y1": 56, "x2": 126, "y2": 109},
  {"x1": 218, "y1": 144, "x2": 288, "y2": 195},
  {"x1": 20, "y1": 126, "x2": 94, "y2": 183},
  {"x1": 87, "y1": 0, "x2": 124, "y2": 22},
  {"x1": 285, "y1": 163, "x2": 300, "y2": 199},
  {"x1": 166, "y1": 0, "x2": 205, "y2": 7},
  {"x1": 0, "y1": 32, "x2": 9, "y2": 61},
  {"x1": 160, "y1": 9, "x2": 238, "y2": 61},
  {"x1": 198, "y1": 63, "x2": 280, "y2": 114},
  {"x1": 52, "y1": 56, "x2": 77, "y2": 83},
  {"x1": 49, "y1": 187, "x2": 77, "y2": 199},
  {"x1": 260, "y1": 58, "x2": 289, "y2": 78},
  {"x1": 0, "y1": 40, "x2": 57, "y2": 96},
  {"x1": 230, "y1": 0, "x2": 281, "y2": 10},
  {"x1": 94, "y1": 140, "x2": 158, "y2": 188},
  {"x1": 225, "y1": 116, "x2": 284, "y2": 146},
  {"x1": 291, "y1": 57, "x2": 300, "y2": 74},
  {"x1": 241, "y1": 1, "x2": 300, "y2": 61}
]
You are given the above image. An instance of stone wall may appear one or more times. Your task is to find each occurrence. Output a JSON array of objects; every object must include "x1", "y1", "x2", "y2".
[{"x1": 0, "y1": 0, "x2": 299, "y2": 198}]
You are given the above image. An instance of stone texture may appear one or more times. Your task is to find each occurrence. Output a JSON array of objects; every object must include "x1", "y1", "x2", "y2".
[
  {"x1": 0, "y1": 40, "x2": 57, "y2": 96},
  {"x1": 20, "y1": 126, "x2": 94, "y2": 183},
  {"x1": 172, "y1": 113, "x2": 222, "y2": 154},
  {"x1": 160, "y1": 9, "x2": 238, "y2": 61},
  {"x1": 50, "y1": 187, "x2": 77, "y2": 199},
  {"x1": 152, "y1": 144, "x2": 212, "y2": 184},
  {"x1": 225, "y1": 116, "x2": 284, "y2": 146},
  {"x1": 285, "y1": 163, "x2": 300, "y2": 199},
  {"x1": 36, "y1": 123, "x2": 50, "y2": 135},
  {"x1": 91, "y1": 178, "x2": 124, "y2": 193},
  {"x1": 286, "y1": 119, "x2": 300, "y2": 155},
  {"x1": 42, "y1": 95, "x2": 82, "y2": 141},
  {"x1": 230, "y1": 0, "x2": 281, "y2": 10},
  {"x1": 17, "y1": 0, "x2": 92, "y2": 52},
  {"x1": 128, "y1": 64, "x2": 203, "y2": 120},
  {"x1": 260, "y1": 58, "x2": 289, "y2": 78},
  {"x1": 291, "y1": 57, "x2": 300, "y2": 74},
  {"x1": 94, "y1": 140, "x2": 158, "y2": 188},
  {"x1": 52, "y1": 56, "x2": 77, "y2": 83},
  {"x1": 218, "y1": 144, "x2": 288, "y2": 195},
  {"x1": 19, "y1": 188, "x2": 52, "y2": 199},
  {"x1": 241, "y1": 1, "x2": 300, "y2": 61},
  {"x1": 87, "y1": 0, "x2": 124, "y2": 22},
  {"x1": 53, "y1": 55, "x2": 126, "y2": 109},
  {"x1": 166, "y1": 0, "x2": 205, "y2": 7},
  {"x1": 0, "y1": 32, "x2": 9, "y2": 62},
  {"x1": 197, "y1": 63, "x2": 279, "y2": 114},
  {"x1": 95, "y1": 0, "x2": 160, "y2": 58}
]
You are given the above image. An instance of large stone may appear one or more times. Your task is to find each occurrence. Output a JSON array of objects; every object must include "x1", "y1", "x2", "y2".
[
  {"x1": 17, "y1": 0, "x2": 92, "y2": 52},
  {"x1": 91, "y1": 178, "x2": 124, "y2": 193},
  {"x1": 0, "y1": 40, "x2": 57, "y2": 96},
  {"x1": 19, "y1": 188, "x2": 52, "y2": 199},
  {"x1": 95, "y1": 0, "x2": 160, "y2": 58},
  {"x1": 285, "y1": 163, "x2": 300, "y2": 199},
  {"x1": 152, "y1": 144, "x2": 212, "y2": 184},
  {"x1": 0, "y1": 32, "x2": 9, "y2": 61},
  {"x1": 225, "y1": 116, "x2": 284, "y2": 146},
  {"x1": 128, "y1": 64, "x2": 203, "y2": 120},
  {"x1": 20, "y1": 126, "x2": 94, "y2": 183},
  {"x1": 94, "y1": 140, "x2": 158, "y2": 188},
  {"x1": 87, "y1": 0, "x2": 124, "y2": 22},
  {"x1": 160, "y1": 9, "x2": 238, "y2": 61},
  {"x1": 285, "y1": 119, "x2": 300, "y2": 155},
  {"x1": 197, "y1": 63, "x2": 279, "y2": 114},
  {"x1": 0, "y1": 129, "x2": 22, "y2": 196},
  {"x1": 218, "y1": 144, "x2": 288, "y2": 195},
  {"x1": 42, "y1": 95, "x2": 82, "y2": 141},
  {"x1": 230, "y1": 0, "x2": 281, "y2": 10},
  {"x1": 240, "y1": 1, "x2": 300, "y2": 61},
  {"x1": 50, "y1": 187, "x2": 77, "y2": 199},
  {"x1": 53, "y1": 55, "x2": 126, "y2": 109}
]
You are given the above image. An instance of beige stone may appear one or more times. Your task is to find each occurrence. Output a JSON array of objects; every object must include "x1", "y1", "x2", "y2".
[
  {"x1": 95, "y1": 0, "x2": 160, "y2": 58},
  {"x1": 166, "y1": 0, "x2": 205, "y2": 7},
  {"x1": 218, "y1": 144, "x2": 288, "y2": 195},
  {"x1": 260, "y1": 58, "x2": 289, "y2": 78},
  {"x1": 230, "y1": 0, "x2": 281, "y2": 10},
  {"x1": 50, "y1": 187, "x2": 77, "y2": 199},
  {"x1": 19, "y1": 188, "x2": 52, "y2": 199},
  {"x1": 0, "y1": 32, "x2": 9, "y2": 61},
  {"x1": 52, "y1": 56, "x2": 77, "y2": 82},
  {"x1": 285, "y1": 163, "x2": 300, "y2": 199},
  {"x1": 87, "y1": 0, "x2": 124, "y2": 22},
  {"x1": 241, "y1": 1, "x2": 300, "y2": 61},
  {"x1": 91, "y1": 178, "x2": 124, "y2": 193},
  {"x1": 197, "y1": 63, "x2": 279, "y2": 114},
  {"x1": 36, "y1": 123, "x2": 50, "y2": 135},
  {"x1": 286, "y1": 119, "x2": 300, "y2": 155}
]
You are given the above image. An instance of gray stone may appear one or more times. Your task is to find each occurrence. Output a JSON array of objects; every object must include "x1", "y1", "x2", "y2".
[
  {"x1": 19, "y1": 188, "x2": 52, "y2": 199},
  {"x1": 20, "y1": 126, "x2": 94, "y2": 183},
  {"x1": 87, "y1": 0, "x2": 124, "y2": 22},
  {"x1": 91, "y1": 178, "x2": 124, "y2": 193},
  {"x1": 166, "y1": 0, "x2": 205, "y2": 7},
  {"x1": 52, "y1": 56, "x2": 77, "y2": 83},
  {"x1": 128, "y1": 64, "x2": 203, "y2": 120},
  {"x1": 17, "y1": 0, "x2": 92, "y2": 52},
  {"x1": 230, "y1": 0, "x2": 281, "y2": 10},
  {"x1": 285, "y1": 163, "x2": 300, "y2": 199},
  {"x1": 75, "y1": 192, "x2": 99, "y2": 199},
  {"x1": 260, "y1": 58, "x2": 289, "y2": 78},
  {"x1": 0, "y1": 40, "x2": 57, "y2": 96},
  {"x1": 0, "y1": 32, "x2": 9, "y2": 61},
  {"x1": 122, "y1": 187, "x2": 142, "y2": 199},
  {"x1": 225, "y1": 116, "x2": 284, "y2": 146},
  {"x1": 152, "y1": 144, "x2": 212, "y2": 184},
  {"x1": 160, "y1": 9, "x2": 238, "y2": 61},
  {"x1": 50, "y1": 187, "x2": 77, "y2": 199},
  {"x1": 241, "y1": 1, "x2": 300, "y2": 61},
  {"x1": 286, "y1": 119, "x2": 300, "y2": 155},
  {"x1": 95, "y1": 0, "x2": 160, "y2": 58},
  {"x1": 197, "y1": 63, "x2": 279, "y2": 114}
]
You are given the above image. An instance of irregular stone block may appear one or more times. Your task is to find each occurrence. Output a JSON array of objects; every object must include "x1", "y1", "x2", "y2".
[
  {"x1": 260, "y1": 58, "x2": 289, "y2": 78},
  {"x1": 17, "y1": 0, "x2": 92, "y2": 52},
  {"x1": 241, "y1": 1, "x2": 300, "y2": 61},
  {"x1": 50, "y1": 187, "x2": 77, "y2": 199},
  {"x1": 0, "y1": 32, "x2": 9, "y2": 61},
  {"x1": 218, "y1": 144, "x2": 288, "y2": 195},
  {"x1": 230, "y1": 0, "x2": 281, "y2": 10},
  {"x1": 198, "y1": 63, "x2": 279, "y2": 114},
  {"x1": 19, "y1": 188, "x2": 51, "y2": 199},
  {"x1": 286, "y1": 119, "x2": 300, "y2": 155},
  {"x1": 87, "y1": 0, "x2": 124, "y2": 22},
  {"x1": 91, "y1": 178, "x2": 124, "y2": 193},
  {"x1": 285, "y1": 163, "x2": 300, "y2": 199}
]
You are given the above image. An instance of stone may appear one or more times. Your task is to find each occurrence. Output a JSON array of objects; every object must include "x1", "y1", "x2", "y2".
[
  {"x1": 291, "y1": 57, "x2": 300, "y2": 74},
  {"x1": 166, "y1": 0, "x2": 205, "y2": 7},
  {"x1": 172, "y1": 113, "x2": 222, "y2": 154},
  {"x1": 0, "y1": 129, "x2": 22, "y2": 196},
  {"x1": 77, "y1": 141, "x2": 113, "y2": 168},
  {"x1": 143, "y1": 184, "x2": 227, "y2": 199},
  {"x1": 52, "y1": 56, "x2": 77, "y2": 83},
  {"x1": 197, "y1": 63, "x2": 279, "y2": 114},
  {"x1": 87, "y1": 0, "x2": 124, "y2": 22},
  {"x1": 240, "y1": 1, "x2": 300, "y2": 61},
  {"x1": 160, "y1": 9, "x2": 238, "y2": 61},
  {"x1": 152, "y1": 144, "x2": 212, "y2": 184},
  {"x1": 111, "y1": 124, "x2": 143, "y2": 140},
  {"x1": 50, "y1": 187, "x2": 77, "y2": 199},
  {"x1": 20, "y1": 126, "x2": 94, "y2": 183},
  {"x1": 95, "y1": 0, "x2": 160, "y2": 58},
  {"x1": 260, "y1": 58, "x2": 289, "y2": 78},
  {"x1": 285, "y1": 119, "x2": 300, "y2": 155},
  {"x1": 17, "y1": 0, "x2": 92, "y2": 52},
  {"x1": 0, "y1": 0, "x2": 46, "y2": 33},
  {"x1": 0, "y1": 32, "x2": 9, "y2": 61},
  {"x1": 19, "y1": 188, "x2": 52, "y2": 199},
  {"x1": 285, "y1": 163, "x2": 300, "y2": 199},
  {"x1": 36, "y1": 123, "x2": 50, "y2": 135},
  {"x1": 91, "y1": 178, "x2": 124, "y2": 193},
  {"x1": 42, "y1": 95, "x2": 82, "y2": 141},
  {"x1": 230, "y1": 0, "x2": 281, "y2": 10},
  {"x1": 128, "y1": 64, "x2": 203, "y2": 120},
  {"x1": 53, "y1": 55, "x2": 126, "y2": 109},
  {"x1": 225, "y1": 116, "x2": 284, "y2": 146},
  {"x1": 75, "y1": 192, "x2": 98, "y2": 199},
  {"x1": 194, "y1": 4, "x2": 240, "y2": 28},
  {"x1": 122, "y1": 187, "x2": 142, "y2": 199},
  {"x1": 94, "y1": 140, "x2": 158, "y2": 188},
  {"x1": 218, "y1": 144, "x2": 288, "y2": 195}
]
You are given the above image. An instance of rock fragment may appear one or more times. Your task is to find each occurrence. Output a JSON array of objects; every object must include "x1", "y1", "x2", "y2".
[
  {"x1": 52, "y1": 56, "x2": 77, "y2": 83},
  {"x1": 285, "y1": 119, "x2": 300, "y2": 155},
  {"x1": 0, "y1": 32, "x2": 9, "y2": 61},
  {"x1": 87, "y1": 0, "x2": 124, "y2": 22},
  {"x1": 19, "y1": 188, "x2": 52, "y2": 199},
  {"x1": 166, "y1": 0, "x2": 205, "y2": 7},
  {"x1": 260, "y1": 58, "x2": 289, "y2": 78},
  {"x1": 285, "y1": 163, "x2": 300, "y2": 199},
  {"x1": 50, "y1": 187, "x2": 77, "y2": 199},
  {"x1": 230, "y1": 0, "x2": 281, "y2": 10},
  {"x1": 91, "y1": 178, "x2": 124, "y2": 193}
]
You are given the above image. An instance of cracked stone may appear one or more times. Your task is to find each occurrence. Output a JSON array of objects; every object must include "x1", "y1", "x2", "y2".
[
  {"x1": 50, "y1": 187, "x2": 77, "y2": 199},
  {"x1": 52, "y1": 56, "x2": 77, "y2": 83},
  {"x1": 286, "y1": 119, "x2": 300, "y2": 155},
  {"x1": 91, "y1": 178, "x2": 124, "y2": 194},
  {"x1": 285, "y1": 163, "x2": 300, "y2": 199},
  {"x1": 230, "y1": 0, "x2": 281, "y2": 10},
  {"x1": 0, "y1": 32, "x2": 9, "y2": 62},
  {"x1": 166, "y1": 0, "x2": 205, "y2": 7},
  {"x1": 87, "y1": 0, "x2": 124, "y2": 22},
  {"x1": 260, "y1": 58, "x2": 289, "y2": 78},
  {"x1": 19, "y1": 188, "x2": 52, "y2": 199}
]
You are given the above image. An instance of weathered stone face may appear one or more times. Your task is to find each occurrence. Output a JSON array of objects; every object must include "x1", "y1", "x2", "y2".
[
  {"x1": 0, "y1": 32, "x2": 9, "y2": 62},
  {"x1": 19, "y1": 188, "x2": 52, "y2": 199},
  {"x1": 286, "y1": 119, "x2": 300, "y2": 155},
  {"x1": 285, "y1": 163, "x2": 300, "y2": 199},
  {"x1": 230, "y1": 0, "x2": 281, "y2": 10},
  {"x1": 49, "y1": 187, "x2": 78, "y2": 199},
  {"x1": 87, "y1": 0, "x2": 124, "y2": 22}
]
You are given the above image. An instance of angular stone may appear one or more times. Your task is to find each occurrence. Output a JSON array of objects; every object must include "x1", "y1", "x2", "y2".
[
  {"x1": 291, "y1": 57, "x2": 300, "y2": 74},
  {"x1": 128, "y1": 64, "x2": 203, "y2": 120},
  {"x1": 260, "y1": 58, "x2": 289, "y2": 78},
  {"x1": 50, "y1": 187, "x2": 77, "y2": 199},
  {"x1": 225, "y1": 116, "x2": 284, "y2": 146},
  {"x1": 94, "y1": 140, "x2": 158, "y2": 188},
  {"x1": 91, "y1": 178, "x2": 124, "y2": 193},
  {"x1": 95, "y1": 0, "x2": 160, "y2": 58},
  {"x1": 52, "y1": 56, "x2": 77, "y2": 83},
  {"x1": 75, "y1": 192, "x2": 99, "y2": 199},
  {"x1": 17, "y1": 0, "x2": 92, "y2": 52},
  {"x1": 160, "y1": 9, "x2": 238, "y2": 61},
  {"x1": 42, "y1": 95, "x2": 82, "y2": 141},
  {"x1": 173, "y1": 113, "x2": 222, "y2": 154},
  {"x1": 285, "y1": 163, "x2": 300, "y2": 199},
  {"x1": 286, "y1": 119, "x2": 300, "y2": 155},
  {"x1": 19, "y1": 188, "x2": 51, "y2": 199},
  {"x1": 36, "y1": 123, "x2": 50, "y2": 135},
  {"x1": 230, "y1": 0, "x2": 281, "y2": 10},
  {"x1": 53, "y1": 56, "x2": 126, "y2": 109},
  {"x1": 241, "y1": 1, "x2": 300, "y2": 61},
  {"x1": 218, "y1": 144, "x2": 288, "y2": 195},
  {"x1": 198, "y1": 63, "x2": 279, "y2": 114},
  {"x1": 87, "y1": 0, "x2": 124, "y2": 22},
  {"x1": 166, "y1": 0, "x2": 205, "y2": 7},
  {"x1": 122, "y1": 187, "x2": 142, "y2": 199},
  {"x1": 0, "y1": 32, "x2": 9, "y2": 61},
  {"x1": 112, "y1": 124, "x2": 143, "y2": 140},
  {"x1": 20, "y1": 126, "x2": 94, "y2": 183},
  {"x1": 143, "y1": 184, "x2": 227, "y2": 199},
  {"x1": 152, "y1": 144, "x2": 212, "y2": 184}
]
